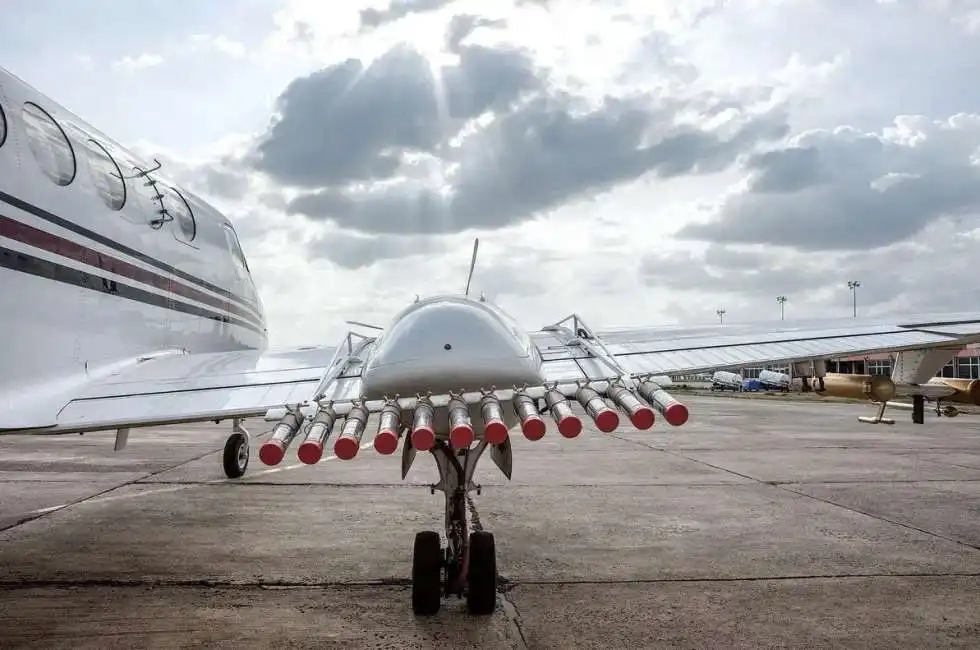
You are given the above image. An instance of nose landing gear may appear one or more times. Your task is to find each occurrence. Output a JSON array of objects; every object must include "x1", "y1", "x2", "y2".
[{"x1": 411, "y1": 440, "x2": 498, "y2": 616}]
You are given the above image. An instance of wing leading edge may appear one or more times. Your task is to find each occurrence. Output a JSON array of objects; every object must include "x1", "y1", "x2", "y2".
[
  {"x1": 0, "y1": 344, "x2": 352, "y2": 434},
  {"x1": 8, "y1": 311, "x2": 980, "y2": 437},
  {"x1": 536, "y1": 311, "x2": 980, "y2": 384}
]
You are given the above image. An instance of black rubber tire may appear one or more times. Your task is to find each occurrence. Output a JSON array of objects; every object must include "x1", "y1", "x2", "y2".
[
  {"x1": 222, "y1": 432, "x2": 249, "y2": 479},
  {"x1": 466, "y1": 531, "x2": 497, "y2": 615},
  {"x1": 412, "y1": 531, "x2": 443, "y2": 616}
]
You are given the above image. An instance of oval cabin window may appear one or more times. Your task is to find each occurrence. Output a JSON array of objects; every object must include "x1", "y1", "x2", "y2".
[
  {"x1": 0, "y1": 102, "x2": 7, "y2": 148},
  {"x1": 21, "y1": 102, "x2": 76, "y2": 186},
  {"x1": 164, "y1": 186, "x2": 196, "y2": 242},
  {"x1": 85, "y1": 139, "x2": 126, "y2": 210}
]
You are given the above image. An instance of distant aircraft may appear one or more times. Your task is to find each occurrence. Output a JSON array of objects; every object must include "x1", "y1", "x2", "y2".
[{"x1": 3, "y1": 64, "x2": 980, "y2": 616}]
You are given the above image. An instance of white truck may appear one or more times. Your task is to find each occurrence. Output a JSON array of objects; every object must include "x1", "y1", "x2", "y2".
[
  {"x1": 711, "y1": 370, "x2": 744, "y2": 392},
  {"x1": 757, "y1": 369, "x2": 791, "y2": 392}
]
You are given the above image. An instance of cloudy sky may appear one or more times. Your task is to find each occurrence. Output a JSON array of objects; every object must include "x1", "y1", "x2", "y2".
[{"x1": 3, "y1": 0, "x2": 980, "y2": 347}]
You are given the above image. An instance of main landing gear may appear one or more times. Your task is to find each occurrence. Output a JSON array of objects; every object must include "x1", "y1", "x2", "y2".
[
  {"x1": 222, "y1": 419, "x2": 250, "y2": 479},
  {"x1": 411, "y1": 440, "x2": 498, "y2": 616}
]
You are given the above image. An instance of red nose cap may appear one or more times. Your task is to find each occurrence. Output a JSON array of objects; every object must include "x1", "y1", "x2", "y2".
[
  {"x1": 411, "y1": 427, "x2": 435, "y2": 451},
  {"x1": 664, "y1": 402, "x2": 689, "y2": 426},
  {"x1": 629, "y1": 406, "x2": 656, "y2": 430},
  {"x1": 333, "y1": 437, "x2": 360, "y2": 460},
  {"x1": 450, "y1": 425, "x2": 474, "y2": 449},
  {"x1": 296, "y1": 441, "x2": 323, "y2": 465},
  {"x1": 374, "y1": 430, "x2": 399, "y2": 455},
  {"x1": 259, "y1": 440, "x2": 285, "y2": 466},
  {"x1": 521, "y1": 416, "x2": 546, "y2": 441},
  {"x1": 594, "y1": 409, "x2": 620, "y2": 433},
  {"x1": 484, "y1": 420, "x2": 509, "y2": 445},
  {"x1": 557, "y1": 415, "x2": 582, "y2": 438}
]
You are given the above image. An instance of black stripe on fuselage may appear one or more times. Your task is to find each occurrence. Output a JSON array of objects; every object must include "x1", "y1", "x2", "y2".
[
  {"x1": 0, "y1": 189, "x2": 261, "y2": 315},
  {"x1": 0, "y1": 246, "x2": 266, "y2": 337}
]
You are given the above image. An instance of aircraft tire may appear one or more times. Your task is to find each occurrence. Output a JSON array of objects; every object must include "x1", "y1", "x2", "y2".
[
  {"x1": 412, "y1": 531, "x2": 443, "y2": 616},
  {"x1": 222, "y1": 432, "x2": 249, "y2": 479},
  {"x1": 466, "y1": 531, "x2": 497, "y2": 616}
]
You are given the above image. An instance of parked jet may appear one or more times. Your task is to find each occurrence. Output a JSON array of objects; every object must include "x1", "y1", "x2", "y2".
[{"x1": 3, "y1": 65, "x2": 980, "y2": 616}]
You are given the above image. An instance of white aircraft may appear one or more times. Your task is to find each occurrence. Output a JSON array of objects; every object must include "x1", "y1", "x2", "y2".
[{"x1": 3, "y1": 64, "x2": 980, "y2": 616}]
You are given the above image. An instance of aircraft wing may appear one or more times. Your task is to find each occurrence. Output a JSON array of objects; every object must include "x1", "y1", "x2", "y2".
[
  {"x1": 0, "y1": 343, "x2": 366, "y2": 435},
  {"x1": 534, "y1": 312, "x2": 980, "y2": 384}
]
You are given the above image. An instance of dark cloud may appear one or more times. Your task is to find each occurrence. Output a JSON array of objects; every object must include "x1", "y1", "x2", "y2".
[
  {"x1": 245, "y1": 28, "x2": 790, "y2": 266},
  {"x1": 279, "y1": 90, "x2": 788, "y2": 235},
  {"x1": 307, "y1": 231, "x2": 443, "y2": 270},
  {"x1": 251, "y1": 43, "x2": 540, "y2": 188},
  {"x1": 359, "y1": 0, "x2": 454, "y2": 30},
  {"x1": 676, "y1": 116, "x2": 980, "y2": 251}
]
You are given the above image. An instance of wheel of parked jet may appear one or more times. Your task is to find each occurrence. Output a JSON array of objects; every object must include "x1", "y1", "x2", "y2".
[
  {"x1": 466, "y1": 531, "x2": 497, "y2": 616},
  {"x1": 222, "y1": 432, "x2": 249, "y2": 479},
  {"x1": 412, "y1": 530, "x2": 443, "y2": 616}
]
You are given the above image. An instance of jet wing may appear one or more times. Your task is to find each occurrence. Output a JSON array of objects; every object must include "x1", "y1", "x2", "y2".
[
  {"x1": 0, "y1": 343, "x2": 368, "y2": 435},
  {"x1": 534, "y1": 312, "x2": 980, "y2": 384}
]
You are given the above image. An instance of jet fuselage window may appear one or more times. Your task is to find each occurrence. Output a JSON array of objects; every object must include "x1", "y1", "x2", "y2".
[
  {"x1": 165, "y1": 186, "x2": 197, "y2": 242},
  {"x1": 223, "y1": 225, "x2": 250, "y2": 273},
  {"x1": 22, "y1": 101, "x2": 76, "y2": 186},
  {"x1": 0, "y1": 101, "x2": 7, "y2": 148},
  {"x1": 85, "y1": 139, "x2": 126, "y2": 210}
]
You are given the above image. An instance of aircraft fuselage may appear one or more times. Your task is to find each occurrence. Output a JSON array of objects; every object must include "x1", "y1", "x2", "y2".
[
  {"x1": 0, "y1": 65, "x2": 267, "y2": 416},
  {"x1": 361, "y1": 295, "x2": 544, "y2": 398}
]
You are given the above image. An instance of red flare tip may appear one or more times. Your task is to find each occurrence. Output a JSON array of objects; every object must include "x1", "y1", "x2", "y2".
[
  {"x1": 556, "y1": 415, "x2": 582, "y2": 439},
  {"x1": 484, "y1": 420, "x2": 509, "y2": 445},
  {"x1": 411, "y1": 427, "x2": 435, "y2": 451},
  {"x1": 521, "y1": 416, "x2": 547, "y2": 441},
  {"x1": 594, "y1": 409, "x2": 620, "y2": 433},
  {"x1": 629, "y1": 406, "x2": 656, "y2": 430},
  {"x1": 450, "y1": 424, "x2": 474, "y2": 449},
  {"x1": 333, "y1": 437, "x2": 360, "y2": 460},
  {"x1": 296, "y1": 441, "x2": 323, "y2": 465},
  {"x1": 374, "y1": 430, "x2": 399, "y2": 455},
  {"x1": 664, "y1": 402, "x2": 689, "y2": 427},
  {"x1": 258, "y1": 440, "x2": 285, "y2": 466}
]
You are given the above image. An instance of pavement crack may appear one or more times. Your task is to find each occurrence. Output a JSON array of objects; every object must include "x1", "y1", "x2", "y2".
[
  {"x1": 498, "y1": 588, "x2": 529, "y2": 649},
  {"x1": 602, "y1": 432, "x2": 980, "y2": 552},
  {"x1": 0, "y1": 430, "x2": 274, "y2": 535},
  {"x1": 3, "y1": 572, "x2": 978, "y2": 592},
  {"x1": 779, "y1": 485, "x2": 980, "y2": 552}
]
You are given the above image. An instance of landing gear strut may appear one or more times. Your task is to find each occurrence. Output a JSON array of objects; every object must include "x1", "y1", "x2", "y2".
[
  {"x1": 222, "y1": 419, "x2": 250, "y2": 479},
  {"x1": 411, "y1": 440, "x2": 497, "y2": 616}
]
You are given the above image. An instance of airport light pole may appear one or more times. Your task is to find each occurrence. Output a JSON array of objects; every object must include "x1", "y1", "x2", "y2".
[
  {"x1": 776, "y1": 295, "x2": 787, "y2": 321},
  {"x1": 847, "y1": 280, "x2": 861, "y2": 318},
  {"x1": 716, "y1": 308, "x2": 726, "y2": 324}
]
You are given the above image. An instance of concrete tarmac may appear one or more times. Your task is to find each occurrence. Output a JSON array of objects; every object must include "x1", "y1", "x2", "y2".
[{"x1": 0, "y1": 395, "x2": 978, "y2": 649}]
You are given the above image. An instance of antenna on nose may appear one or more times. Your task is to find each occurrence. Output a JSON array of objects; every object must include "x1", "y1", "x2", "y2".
[{"x1": 463, "y1": 237, "x2": 479, "y2": 297}]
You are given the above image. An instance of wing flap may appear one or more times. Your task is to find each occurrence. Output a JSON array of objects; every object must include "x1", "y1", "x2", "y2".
[{"x1": 53, "y1": 380, "x2": 325, "y2": 433}]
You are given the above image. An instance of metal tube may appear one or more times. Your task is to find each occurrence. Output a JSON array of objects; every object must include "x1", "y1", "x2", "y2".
[
  {"x1": 334, "y1": 404, "x2": 368, "y2": 460},
  {"x1": 297, "y1": 407, "x2": 338, "y2": 464},
  {"x1": 545, "y1": 389, "x2": 582, "y2": 438},
  {"x1": 374, "y1": 403, "x2": 403, "y2": 455},
  {"x1": 480, "y1": 395, "x2": 509, "y2": 445},
  {"x1": 637, "y1": 380, "x2": 689, "y2": 427},
  {"x1": 575, "y1": 386, "x2": 619, "y2": 433},
  {"x1": 259, "y1": 411, "x2": 303, "y2": 466},
  {"x1": 448, "y1": 397, "x2": 474, "y2": 449},
  {"x1": 606, "y1": 384, "x2": 655, "y2": 430},
  {"x1": 513, "y1": 393, "x2": 546, "y2": 441},
  {"x1": 411, "y1": 400, "x2": 436, "y2": 451}
]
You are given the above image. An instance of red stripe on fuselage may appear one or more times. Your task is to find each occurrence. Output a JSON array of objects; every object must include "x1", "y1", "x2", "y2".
[{"x1": 0, "y1": 214, "x2": 262, "y2": 327}]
